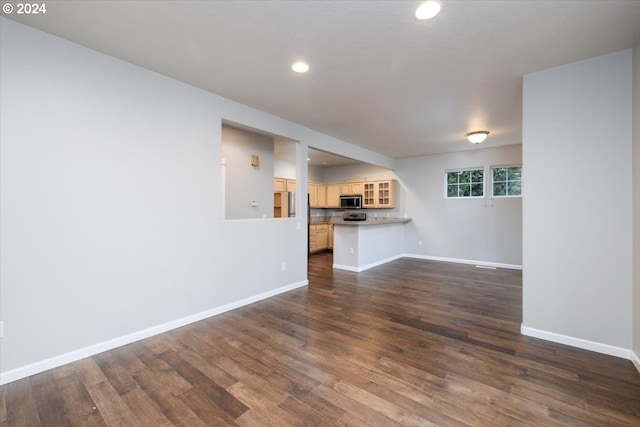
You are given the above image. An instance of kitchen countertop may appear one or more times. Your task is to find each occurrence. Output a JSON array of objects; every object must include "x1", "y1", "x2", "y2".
[{"x1": 332, "y1": 218, "x2": 412, "y2": 226}]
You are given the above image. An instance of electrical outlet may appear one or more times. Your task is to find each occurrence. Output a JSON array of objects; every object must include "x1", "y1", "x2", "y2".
[
  {"x1": 281, "y1": 262, "x2": 286, "y2": 271},
  {"x1": 418, "y1": 240, "x2": 423, "y2": 246},
  {"x1": 349, "y1": 248, "x2": 354, "y2": 255},
  {"x1": 296, "y1": 222, "x2": 301, "y2": 230},
  {"x1": 0, "y1": 321, "x2": 4, "y2": 339}
]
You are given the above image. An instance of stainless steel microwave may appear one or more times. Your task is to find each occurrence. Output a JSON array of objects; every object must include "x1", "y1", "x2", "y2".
[{"x1": 340, "y1": 194, "x2": 363, "y2": 209}]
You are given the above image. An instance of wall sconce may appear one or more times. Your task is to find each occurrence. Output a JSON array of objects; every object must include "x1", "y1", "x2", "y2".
[
  {"x1": 466, "y1": 131, "x2": 490, "y2": 144},
  {"x1": 251, "y1": 155, "x2": 260, "y2": 167}
]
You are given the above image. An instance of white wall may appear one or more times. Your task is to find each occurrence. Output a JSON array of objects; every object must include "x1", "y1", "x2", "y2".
[
  {"x1": 396, "y1": 145, "x2": 523, "y2": 267},
  {"x1": 323, "y1": 163, "x2": 392, "y2": 183},
  {"x1": 273, "y1": 137, "x2": 298, "y2": 179},
  {"x1": 0, "y1": 18, "x2": 395, "y2": 383},
  {"x1": 222, "y1": 125, "x2": 274, "y2": 219},
  {"x1": 633, "y1": 41, "x2": 640, "y2": 366},
  {"x1": 274, "y1": 160, "x2": 296, "y2": 180},
  {"x1": 522, "y1": 50, "x2": 633, "y2": 354},
  {"x1": 308, "y1": 165, "x2": 325, "y2": 182}
]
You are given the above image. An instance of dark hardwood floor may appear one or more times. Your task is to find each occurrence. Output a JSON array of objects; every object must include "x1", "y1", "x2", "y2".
[{"x1": 2, "y1": 252, "x2": 639, "y2": 426}]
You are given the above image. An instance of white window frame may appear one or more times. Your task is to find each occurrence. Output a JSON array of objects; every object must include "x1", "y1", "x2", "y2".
[
  {"x1": 444, "y1": 167, "x2": 485, "y2": 199},
  {"x1": 490, "y1": 164, "x2": 522, "y2": 198}
]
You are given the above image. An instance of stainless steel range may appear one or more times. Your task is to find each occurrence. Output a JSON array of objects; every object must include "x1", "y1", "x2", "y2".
[{"x1": 343, "y1": 212, "x2": 367, "y2": 221}]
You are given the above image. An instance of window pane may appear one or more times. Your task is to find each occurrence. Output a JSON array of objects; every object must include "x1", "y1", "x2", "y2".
[
  {"x1": 470, "y1": 169, "x2": 483, "y2": 183},
  {"x1": 447, "y1": 172, "x2": 458, "y2": 184},
  {"x1": 471, "y1": 184, "x2": 483, "y2": 197},
  {"x1": 493, "y1": 168, "x2": 507, "y2": 182},
  {"x1": 507, "y1": 181, "x2": 521, "y2": 195},
  {"x1": 447, "y1": 185, "x2": 458, "y2": 197},
  {"x1": 459, "y1": 184, "x2": 470, "y2": 197},
  {"x1": 459, "y1": 171, "x2": 470, "y2": 183},
  {"x1": 508, "y1": 167, "x2": 522, "y2": 181},
  {"x1": 493, "y1": 182, "x2": 506, "y2": 196}
]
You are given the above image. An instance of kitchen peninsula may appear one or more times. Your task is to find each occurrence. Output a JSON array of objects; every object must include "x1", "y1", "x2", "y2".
[{"x1": 332, "y1": 217, "x2": 411, "y2": 272}]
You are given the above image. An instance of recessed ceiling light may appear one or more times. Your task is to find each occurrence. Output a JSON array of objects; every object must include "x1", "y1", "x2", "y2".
[
  {"x1": 292, "y1": 62, "x2": 310, "y2": 73},
  {"x1": 415, "y1": 0, "x2": 441, "y2": 20}
]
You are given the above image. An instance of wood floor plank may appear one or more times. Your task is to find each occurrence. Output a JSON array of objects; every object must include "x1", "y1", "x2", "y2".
[
  {"x1": 29, "y1": 371, "x2": 71, "y2": 426},
  {"x1": 234, "y1": 409, "x2": 274, "y2": 427},
  {"x1": 120, "y1": 387, "x2": 172, "y2": 427},
  {"x1": 54, "y1": 373, "x2": 108, "y2": 427},
  {"x1": 3, "y1": 378, "x2": 41, "y2": 427},
  {"x1": 132, "y1": 368, "x2": 208, "y2": 427},
  {"x1": 158, "y1": 350, "x2": 249, "y2": 419},
  {"x1": 85, "y1": 380, "x2": 144, "y2": 427},
  {"x1": 225, "y1": 382, "x2": 304, "y2": 427},
  {"x1": 176, "y1": 387, "x2": 238, "y2": 427},
  {"x1": 0, "y1": 386, "x2": 7, "y2": 427},
  {"x1": 2, "y1": 252, "x2": 639, "y2": 426},
  {"x1": 313, "y1": 383, "x2": 406, "y2": 427}
]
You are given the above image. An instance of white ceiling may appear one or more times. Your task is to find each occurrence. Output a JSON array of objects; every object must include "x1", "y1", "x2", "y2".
[{"x1": 5, "y1": 1, "x2": 640, "y2": 159}]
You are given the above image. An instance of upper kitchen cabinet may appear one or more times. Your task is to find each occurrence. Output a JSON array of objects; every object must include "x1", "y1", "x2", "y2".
[
  {"x1": 308, "y1": 182, "x2": 318, "y2": 207},
  {"x1": 308, "y1": 182, "x2": 327, "y2": 208},
  {"x1": 274, "y1": 178, "x2": 286, "y2": 192},
  {"x1": 363, "y1": 180, "x2": 397, "y2": 208},
  {"x1": 326, "y1": 184, "x2": 341, "y2": 208},
  {"x1": 340, "y1": 181, "x2": 363, "y2": 195},
  {"x1": 275, "y1": 178, "x2": 296, "y2": 192}
]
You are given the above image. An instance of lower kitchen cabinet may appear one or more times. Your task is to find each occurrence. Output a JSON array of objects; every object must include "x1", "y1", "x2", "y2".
[
  {"x1": 309, "y1": 224, "x2": 332, "y2": 253},
  {"x1": 309, "y1": 225, "x2": 317, "y2": 252},
  {"x1": 316, "y1": 224, "x2": 329, "y2": 250}
]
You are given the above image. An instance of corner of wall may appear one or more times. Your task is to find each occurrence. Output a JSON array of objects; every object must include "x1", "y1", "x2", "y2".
[{"x1": 632, "y1": 39, "x2": 640, "y2": 364}]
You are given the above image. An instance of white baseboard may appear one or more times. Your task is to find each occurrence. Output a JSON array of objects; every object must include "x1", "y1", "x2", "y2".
[
  {"x1": 403, "y1": 253, "x2": 522, "y2": 270},
  {"x1": 333, "y1": 255, "x2": 403, "y2": 273},
  {"x1": 0, "y1": 280, "x2": 308, "y2": 385},
  {"x1": 632, "y1": 350, "x2": 640, "y2": 373},
  {"x1": 520, "y1": 325, "x2": 633, "y2": 360}
]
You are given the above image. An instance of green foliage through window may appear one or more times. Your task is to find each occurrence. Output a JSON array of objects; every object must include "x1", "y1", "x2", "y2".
[
  {"x1": 446, "y1": 168, "x2": 484, "y2": 198},
  {"x1": 492, "y1": 166, "x2": 522, "y2": 197}
]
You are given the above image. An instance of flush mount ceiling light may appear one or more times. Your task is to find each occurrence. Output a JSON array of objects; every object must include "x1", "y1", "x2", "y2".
[
  {"x1": 466, "y1": 131, "x2": 490, "y2": 144},
  {"x1": 291, "y1": 61, "x2": 310, "y2": 73},
  {"x1": 415, "y1": 0, "x2": 442, "y2": 20}
]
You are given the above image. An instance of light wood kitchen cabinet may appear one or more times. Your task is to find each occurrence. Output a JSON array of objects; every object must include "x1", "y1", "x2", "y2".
[
  {"x1": 309, "y1": 225, "x2": 317, "y2": 252},
  {"x1": 326, "y1": 184, "x2": 341, "y2": 208},
  {"x1": 315, "y1": 224, "x2": 329, "y2": 251},
  {"x1": 376, "y1": 180, "x2": 397, "y2": 208},
  {"x1": 274, "y1": 178, "x2": 296, "y2": 192},
  {"x1": 363, "y1": 180, "x2": 398, "y2": 208},
  {"x1": 363, "y1": 182, "x2": 376, "y2": 208},
  {"x1": 273, "y1": 192, "x2": 289, "y2": 218},
  {"x1": 308, "y1": 182, "x2": 328, "y2": 208},
  {"x1": 309, "y1": 224, "x2": 330, "y2": 252},
  {"x1": 317, "y1": 183, "x2": 327, "y2": 207},
  {"x1": 308, "y1": 182, "x2": 318, "y2": 207},
  {"x1": 274, "y1": 178, "x2": 286, "y2": 192},
  {"x1": 340, "y1": 181, "x2": 364, "y2": 195},
  {"x1": 351, "y1": 182, "x2": 364, "y2": 195}
]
